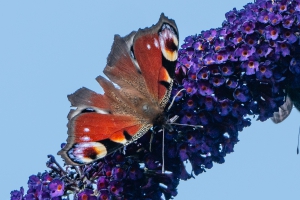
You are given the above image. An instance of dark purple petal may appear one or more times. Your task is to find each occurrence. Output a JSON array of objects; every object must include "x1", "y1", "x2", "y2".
[
  {"x1": 99, "y1": 190, "x2": 110, "y2": 200},
  {"x1": 97, "y1": 176, "x2": 109, "y2": 190},
  {"x1": 10, "y1": 188, "x2": 24, "y2": 200},
  {"x1": 231, "y1": 31, "x2": 244, "y2": 45},
  {"x1": 282, "y1": 29, "x2": 297, "y2": 43},
  {"x1": 265, "y1": 25, "x2": 280, "y2": 40},
  {"x1": 203, "y1": 53, "x2": 215, "y2": 65},
  {"x1": 109, "y1": 181, "x2": 123, "y2": 196},
  {"x1": 226, "y1": 77, "x2": 239, "y2": 89},
  {"x1": 213, "y1": 50, "x2": 229, "y2": 64},
  {"x1": 233, "y1": 85, "x2": 251, "y2": 102},
  {"x1": 269, "y1": 12, "x2": 282, "y2": 25},
  {"x1": 225, "y1": 10, "x2": 237, "y2": 23},
  {"x1": 278, "y1": 1, "x2": 288, "y2": 12},
  {"x1": 202, "y1": 29, "x2": 217, "y2": 41},
  {"x1": 48, "y1": 179, "x2": 64, "y2": 198},
  {"x1": 235, "y1": 44, "x2": 255, "y2": 61},
  {"x1": 282, "y1": 15, "x2": 295, "y2": 28},
  {"x1": 218, "y1": 99, "x2": 233, "y2": 116},
  {"x1": 78, "y1": 189, "x2": 97, "y2": 200},
  {"x1": 256, "y1": 43, "x2": 272, "y2": 57},
  {"x1": 112, "y1": 167, "x2": 126, "y2": 180},
  {"x1": 197, "y1": 67, "x2": 210, "y2": 80},
  {"x1": 256, "y1": 61, "x2": 273, "y2": 80},
  {"x1": 198, "y1": 81, "x2": 214, "y2": 96},
  {"x1": 193, "y1": 40, "x2": 209, "y2": 51},
  {"x1": 245, "y1": 33, "x2": 259, "y2": 46},
  {"x1": 220, "y1": 64, "x2": 235, "y2": 76},
  {"x1": 258, "y1": 10, "x2": 269, "y2": 23},
  {"x1": 210, "y1": 75, "x2": 225, "y2": 87},
  {"x1": 214, "y1": 38, "x2": 226, "y2": 51},
  {"x1": 27, "y1": 175, "x2": 41, "y2": 190},
  {"x1": 241, "y1": 60, "x2": 259, "y2": 75},
  {"x1": 290, "y1": 58, "x2": 300, "y2": 74},
  {"x1": 275, "y1": 41, "x2": 290, "y2": 57},
  {"x1": 183, "y1": 79, "x2": 197, "y2": 95},
  {"x1": 241, "y1": 21, "x2": 255, "y2": 34}
]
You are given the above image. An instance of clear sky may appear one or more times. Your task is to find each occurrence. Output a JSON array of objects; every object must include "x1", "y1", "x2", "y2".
[{"x1": 1, "y1": 0, "x2": 299, "y2": 199}]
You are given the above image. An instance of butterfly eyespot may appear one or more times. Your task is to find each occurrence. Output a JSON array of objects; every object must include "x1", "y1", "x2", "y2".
[
  {"x1": 81, "y1": 108, "x2": 96, "y2": 113},
  {"x1": 159, "y1": 23, "x2": 178, "y2": 62}
]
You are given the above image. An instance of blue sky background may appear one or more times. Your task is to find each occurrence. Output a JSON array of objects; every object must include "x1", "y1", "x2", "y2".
[{"x1": 1, "y1": 0, "x2": 299, "y2": 199}]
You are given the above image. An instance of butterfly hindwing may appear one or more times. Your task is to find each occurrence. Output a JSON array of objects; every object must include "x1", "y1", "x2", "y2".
[{"x1": 61, "y1": 113, "x2": 151, "y2": 165}]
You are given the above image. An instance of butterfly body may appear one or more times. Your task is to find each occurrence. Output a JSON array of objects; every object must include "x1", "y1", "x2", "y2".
[{"x1": 58, "y1": 14, "x2": 179, "y2": 165}]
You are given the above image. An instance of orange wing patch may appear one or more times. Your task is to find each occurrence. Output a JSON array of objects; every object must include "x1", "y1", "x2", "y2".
[
  {"x1": 133, "y1": 34, "x2": 162, "y2": 101},
  {"x1": 71, "y1": 113, "x2": 142, "y2": 143},
  {"x1": 58, "y1": 112, "x2": 149, "y2": 165}
]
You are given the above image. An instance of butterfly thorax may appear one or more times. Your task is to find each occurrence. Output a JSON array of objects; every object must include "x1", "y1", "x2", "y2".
[
  {"x1": 138, "y1": 99, "x2": 165, "y2": 124},
  {"x1": 152, "y1": 112, "x2": 168, "y2": 126}
]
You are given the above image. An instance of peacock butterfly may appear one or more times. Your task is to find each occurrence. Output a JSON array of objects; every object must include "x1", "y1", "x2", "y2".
[{"x1": 58, "y1": 14, "x2": 179, "y2": 165}]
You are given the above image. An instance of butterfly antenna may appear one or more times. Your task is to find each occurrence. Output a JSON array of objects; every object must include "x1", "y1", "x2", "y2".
[
  {"x1": 297, "y1": 126, "x2": 300, "y2": 155},
  {"x1": 166, "y1": 115, "x2": 203, "y2": 128},
  {"x1": 167, "y1": 88, "x2": 185, "y2": 111},
  {"x1": 162, "y1": 127, "x2": 165, "y2": 174}
]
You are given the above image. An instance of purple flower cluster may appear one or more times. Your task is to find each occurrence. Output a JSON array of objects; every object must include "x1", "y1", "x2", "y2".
[
  {"x1": 11, "y1": 168, "x2": 64, "y2": 199},
  {"x1": 11, "y1": 0, "x2": 300, "y2": 199},
  {"x1": 172, "y1": 0, "x2": 300, "y2": 178},
  {"x1": 12, "y1": 136, "x2": 182, "y2": 199}
]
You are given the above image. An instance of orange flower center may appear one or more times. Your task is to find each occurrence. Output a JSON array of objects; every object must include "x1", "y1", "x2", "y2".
[
  {"x1": 82, "y1": 194, "x2": 88, "y2": 200},
  {"x1": 201, "y1": 86, "x2": 207, "y2": 91},
  {"x1": 187, "y1": 100, "x2": 194, "y2": 106},
  {"x1": 57, "y1": 184, "x2": 62, "y2": 191},
  {"x1": 260, "y1": 66, "x2": 266, "y2": 73},
  {"x1": 257, "y1": 49, "x2": 262, "y2": 54},
  {"x1": 285, "y1": 31, "x2": 291, "y2": 37},
  {"x1": 281, "y1": 43, "x2": 287, "y2": 48},
  {"x1": 248, "y1": 61, "x2": 254, "y2": 68},
  {"x1": 280, "y1": 5, "x2": 286, "y2": 10},
  {"x1": 271, "y1": 30, "x2": 277, "y2": 36},
  {"x1": 285, "y1": 20, "x2": 290, "y2": 25}
]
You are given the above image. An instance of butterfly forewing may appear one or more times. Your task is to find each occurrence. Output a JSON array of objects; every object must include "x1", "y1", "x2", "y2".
[
  {"x1": 133, "y1": 15, "x2": 178, "y2": 106},
  {"x1": 58, "y1": 14, "x2": 178, "y2": 165}
]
